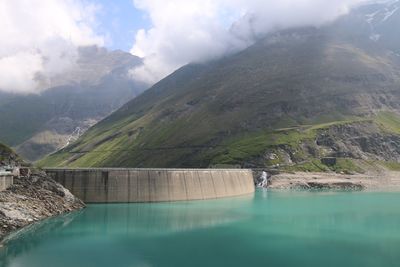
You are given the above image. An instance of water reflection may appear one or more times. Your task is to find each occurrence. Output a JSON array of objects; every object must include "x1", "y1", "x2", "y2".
[
  {"x1": 70, "y1": 194, "x2": 254, "y2": 236},
  {"x1": 0, "y1": 211, "x2": 82, "y2": 267},
  {"x1": 0, "y1": 194, "x2": 254, "y2": 266},
  {"x1": 2, "y1": 191, "x2": 400, "y2": 267}
]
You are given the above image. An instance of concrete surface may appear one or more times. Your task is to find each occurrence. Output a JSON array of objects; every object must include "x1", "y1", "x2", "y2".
[
  {"x1": 44, "y1": 168, "x2": 255, "y2": 203},
  {"x1": 0, "y1": 173, "x2": 13, "y2": 191}
]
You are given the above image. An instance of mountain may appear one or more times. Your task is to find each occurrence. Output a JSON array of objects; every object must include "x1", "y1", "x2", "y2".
[
  {"x1": 0, "y1": 46, "x2": 148, "y2": 161},
  {"x1": 41, "y1": 1, "x2": 400, "y2": 171}
]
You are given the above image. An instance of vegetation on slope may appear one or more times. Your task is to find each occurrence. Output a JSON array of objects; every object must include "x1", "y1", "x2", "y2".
[
  {"x1": 39, "y1": 112, "x2": 400, "y2": 174},
  {"x1": 0, "y1": 142, "x2": 22, "y2": 166},
  {"x1": 0, "y1": 143, "x2": 14, "y2": 161},
  {"x1": 382, "y1": 161, "x2": 400, "y2": 171}
]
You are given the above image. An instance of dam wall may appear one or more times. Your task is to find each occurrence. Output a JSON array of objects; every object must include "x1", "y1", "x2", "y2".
[{"x1": 44, "y1": 168, "x2": 255, "y2": 203}]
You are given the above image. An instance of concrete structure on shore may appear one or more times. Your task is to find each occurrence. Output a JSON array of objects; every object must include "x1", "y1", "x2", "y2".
[
  {"x1": 44, "y1": 168, "x2": 255, "y2": 203},
  {"x1": 0, "y1": 172, "x2": 13, "y2": 191}
]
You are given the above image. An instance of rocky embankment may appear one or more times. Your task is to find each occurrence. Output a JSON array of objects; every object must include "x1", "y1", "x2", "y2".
[
  {"x1": 0, "y1": 169, "x2": 84, "y2": 241},
  {"x1": 265, "y1": 171, "x2": 400, "y2": 191}
]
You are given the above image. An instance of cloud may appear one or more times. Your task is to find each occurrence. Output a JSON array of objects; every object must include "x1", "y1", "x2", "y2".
[
  {"x1": 0, "y1": 0, "x2": 104, "y2": 94},
  {"x1": 130, "y1": 0, "x2": 366, "y2": 84}
]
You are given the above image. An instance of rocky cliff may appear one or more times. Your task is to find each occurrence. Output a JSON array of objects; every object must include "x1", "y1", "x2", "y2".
[
  {"x1": 0, "y1": 144, "x2": 84, "y2": 241},
  {"x1": 0, "y1": 169, "x2": 84, "y2": 241}
]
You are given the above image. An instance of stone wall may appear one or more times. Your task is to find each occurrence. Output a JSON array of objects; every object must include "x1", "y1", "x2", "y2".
[{"x1": 44, "y1": 168, "x2": 255, "y2": 203}]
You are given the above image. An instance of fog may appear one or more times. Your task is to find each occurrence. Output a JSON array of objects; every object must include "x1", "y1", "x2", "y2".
[
  {"x1": 0, "y1": 0, "x2": 372, "y2": 93},
  {"x1": 0, "y1": 0, "x2": 103, "y2": 94},
  {"x1": 130, "y1": 0, "x2": 366, "y2": 84}
]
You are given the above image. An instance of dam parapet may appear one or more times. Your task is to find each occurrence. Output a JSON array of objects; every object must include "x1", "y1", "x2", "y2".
[{"x1": 44, "y1": 168, "x2": 255, "y2": 203}]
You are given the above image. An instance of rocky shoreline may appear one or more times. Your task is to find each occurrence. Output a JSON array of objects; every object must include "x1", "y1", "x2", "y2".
[
  {"x1": 265, "y1": 171, "x2": 400, "y2": 191},
  {"x1": 0, "y1": 169, "x2": 85, "y2": 241}
]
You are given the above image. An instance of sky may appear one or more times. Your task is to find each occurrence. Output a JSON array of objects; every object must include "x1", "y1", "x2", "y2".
[
  {"x1": 0, "y1": 0, "x2": 372, "y2": 94},
  {"x1": 95, "y1": 0, "x2": 149, "y2": 51}
]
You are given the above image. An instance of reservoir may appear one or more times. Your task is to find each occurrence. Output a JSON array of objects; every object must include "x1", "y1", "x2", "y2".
[{"x1": 1, "y1": 190, "x2": 400, "y2": 267}]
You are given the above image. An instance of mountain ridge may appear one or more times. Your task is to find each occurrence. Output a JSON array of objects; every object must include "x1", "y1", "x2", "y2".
[
  {"x1": 0, "y1": 46, "x2": 148, "y2": 161},
  {"x1": 40, "y1": 2, "x2": 400, "y2": 171}
]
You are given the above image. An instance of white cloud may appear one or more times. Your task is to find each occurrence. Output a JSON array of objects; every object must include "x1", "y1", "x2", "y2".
[
  {"x1": 130, "y1": 0, "x2": 366, "y2": 84},
  {"x1": 0, "y1": 0, "x2": 104, "y2": 94}
]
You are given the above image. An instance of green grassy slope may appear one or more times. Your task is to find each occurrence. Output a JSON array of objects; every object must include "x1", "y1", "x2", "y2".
[
  {"x1": 0, "y1": 143, "x2": 14, "y2": 161},
  {"x1": 38, "y1": 111, "x2": 400, "y2": 171}
]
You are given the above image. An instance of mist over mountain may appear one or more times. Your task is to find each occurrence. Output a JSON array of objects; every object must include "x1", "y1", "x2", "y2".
[
  {"x1": 40, "y1": 1, "x2": 400, "y2": 170},
  {"x1": 0, "y1": 46, "x2": 148, "y2": 161},
  {"x1": 130, "y1": 0, "x2": 365, "y2": 84}
]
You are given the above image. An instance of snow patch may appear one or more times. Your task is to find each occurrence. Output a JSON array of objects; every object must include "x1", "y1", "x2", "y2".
[
  {"x1": 370, "y1": 34, "x2": 381, "y2": 41},
  {"x1": 382, "y1": 6, "x2": 399, "y2": 21},
  {"x1": 364, "y1": 0, "x2": 399, "y2": 42},
  {"x1": 366, "y1": 10, "x2": 380, "y2": 23}
]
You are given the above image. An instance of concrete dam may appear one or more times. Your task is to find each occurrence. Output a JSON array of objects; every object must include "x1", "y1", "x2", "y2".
[{"x1": 44, "y1": 168, "x2": 255, "y2": 203}]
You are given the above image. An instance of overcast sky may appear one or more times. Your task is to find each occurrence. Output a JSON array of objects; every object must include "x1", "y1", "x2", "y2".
[{"x1": 0, "y1": 0, "x2": 372, "y2": 94}]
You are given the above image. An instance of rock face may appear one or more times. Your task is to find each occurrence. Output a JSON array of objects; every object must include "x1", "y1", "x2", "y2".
[
  {"x1": 0, "y1": 169, "x2": 85, "y2": 240},
  {"x1": 315, "y1": 122, "x2": 400, "y2": 161},
  {"x1": 267, "y1": 172, "x2": 367, "y2": 191},
  {"x1": 248, "y1": 120, "x2": 400, "y2": 168}
]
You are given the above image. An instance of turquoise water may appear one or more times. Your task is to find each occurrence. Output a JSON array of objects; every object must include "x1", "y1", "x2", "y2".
[{"x1": 1, "y1": 190, "x2": 400, "y2": 267}]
